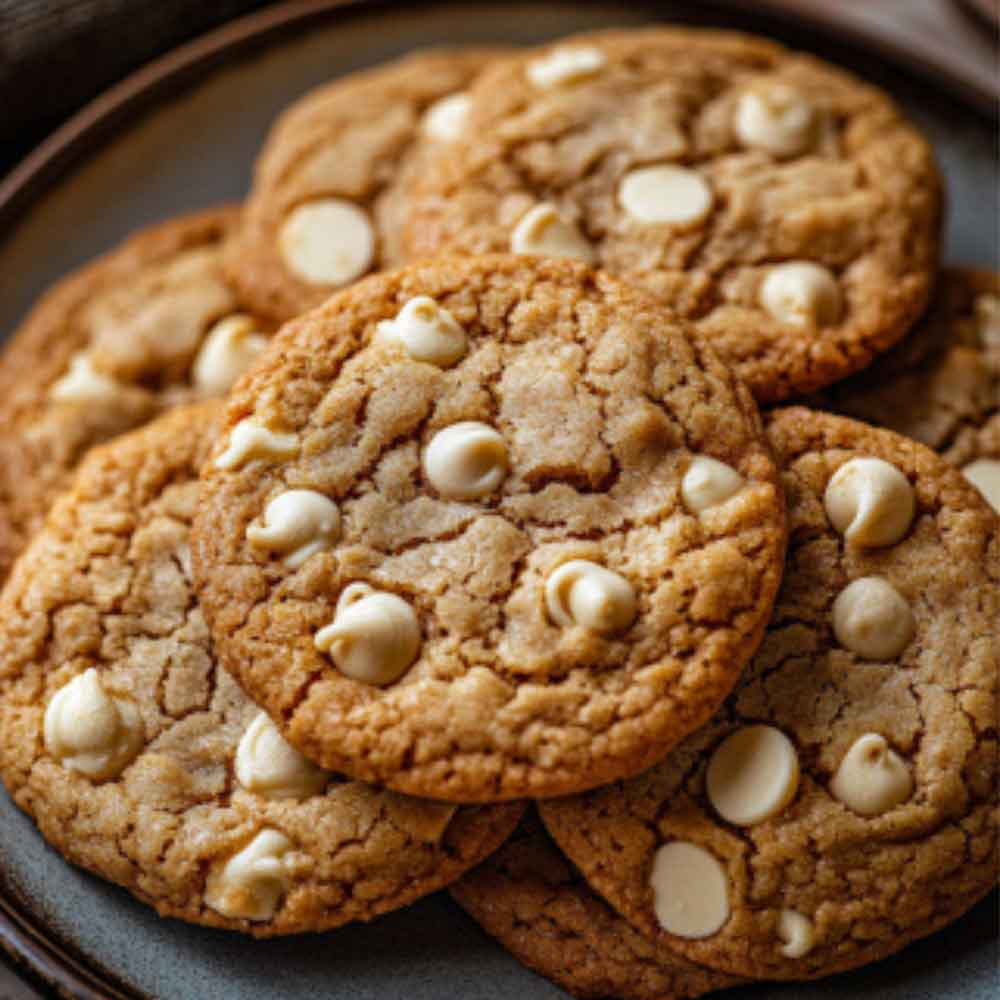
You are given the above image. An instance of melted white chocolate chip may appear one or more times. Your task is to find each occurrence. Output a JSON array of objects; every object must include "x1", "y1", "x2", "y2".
[
  {"x1": 830, "y1": 733, "x2": 913, "y2": 816},
  {"x1": 544, "y1": 560, "x2": 637, "y2": 635},
  {"x1": 650, "y1": 841, "x2": 730, "y2": 939},
  {"x1": 422, "y1": 92, "x2": 470, "y2": 142},
  {"x1": 974, "y1": 293, "x2": 1000, "y2": 348},
  {"x1": 759, "y1": 262, "x2": 842, "y2": 328},
  {"x1": 962, "y1": 458, "x2": 1000, "y2": 513},
  {"x1": 43, "y1": 668, "x2": 142, "y2": 781},
  {"x1": 510, "y1": 203, "x2": 596, "y2": 263},
  {"x1": 377, "y1": 296, "x2": 468, "y2": 367},
  {"x1": 423, "y1": 422, "x2": 508, "y2": 499},
  {"x1": 527, "y1": 46, "x2": 606, "y2": 89},
  {"x1": 618, "y1": 165, "x2": 714, "y2": 226},
  {"x1": 215, "y1": 418, "x2": 298, "y2": 471},
  {"x1": 315, "y1": 583, "x2": 421, "y2": 686},
  {"x1": 247, "y1": 490, "x2": 340, "y2": 568},
  {"x1": 706, "y1": 725, "x2": 800, "y2": 826},
  {"x1": 49, "y1": 352, "x2": 126, "y2": 404},
  {"x1": 778, "y1": 909, "x2": 816, "y2": 958},
  {"x1": 235, "y1": 712, "x2": 327, "y2": 800},
  {"x1": 824, "y1": 457, "x2": 915, "y2": 547},
  {"x1": 204, "y1": 829, "x2": 294, "y2": 921},
  {"x1": 192, "y1": 314, "x2": 268, "y2": 395},
  {"x1": 681, "y1": 456, "x2": 745, "y2": 514},
  {"x1": 735, "y1": 83, "x2": 818, "y2": 157},
  {"x1": 832, "y1": 577, "x2": 915, "y2": 660},
  {"x1": 278, "y1": 199, "x2": 375, "y2": 286}
]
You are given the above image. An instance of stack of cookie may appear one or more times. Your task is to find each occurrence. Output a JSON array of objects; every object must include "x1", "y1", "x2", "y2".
[{"x1": 0, "y1": 26, "x2": 995, "y2": 999}]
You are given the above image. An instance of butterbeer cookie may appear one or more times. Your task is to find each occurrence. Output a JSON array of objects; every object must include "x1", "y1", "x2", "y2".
[
  {"x1": 192, "y1": 254, "x2": 786, "y2": 802},
  {"x1": 541, "y1": 408, "x2": 998, "y2": 979},
  {"x1": 403, "y1": 28, "x2": 941, "y2": 402},
  {"x1": 0, "y1": 403, "x2": 523, "y2": 936},
  {"x1": 0, "y1": 207, "x2": 269, "y2": 580},
  {"x1": 224, "y1": 47, "x2": 503, "y2": 323},
  {"x1": 816, "y1": 269, "x2": 1000, "y2": 511},
  {"x1": 451, "y1": 810, "x2": 741, "y2": 999}
]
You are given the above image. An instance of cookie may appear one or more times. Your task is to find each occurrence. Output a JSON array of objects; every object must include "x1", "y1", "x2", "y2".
[
  {"x1": 0, "y1": 206, "x2": 269, "y2": 581},
  {"x1": 814, "y1": 268, "x2": 1000, "y2": 511},
  {"x1": 223, "y1": 47, "x2": 504, "y2": 323},
  {"x1": 191, "y1": 254, "x2": 786, "y2": 802},
  {"x1": 541, "y1": 407, "x2": 998, "y2": 979},
  {"x1": 451, "y1": 809, "x2": 741, "y2": 999},
  {"x1": 0, "y1": 402, "x2": 523, "y2": 936},
  {"x1": 402, "y1": 27, "x2": 942, "y2": 403}
]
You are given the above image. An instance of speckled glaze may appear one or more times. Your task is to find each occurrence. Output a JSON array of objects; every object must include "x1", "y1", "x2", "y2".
[{"x1": 0, "y1": 2, "x2": 995, "y2": 998}]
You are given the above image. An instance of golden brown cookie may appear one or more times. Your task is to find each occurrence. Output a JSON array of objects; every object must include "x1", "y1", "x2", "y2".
[
  {"x1": 541, "y1": 407, "x2": 998, "y2": 980},
  {"x1": 814, "y1": 268, "x2": 999, "y2": 511},
  {"x1": 191, "y1": 254, "x2": 786, "y2": 802},
  {"x1": 451, "y1": 809, "x2": 742, "y2": 999},
  {"x1": 402, "y1": 28, "x2": 942, "y2": 403},
  {"x1": 223, "y1": 47, "x2": 504, "y2": 323},
  {"x1": 0, "y1": 402, "x2": 523, "y2": 937},
  {"x1": 0, "y1": 206, "x2": 269, "y2": 581}
]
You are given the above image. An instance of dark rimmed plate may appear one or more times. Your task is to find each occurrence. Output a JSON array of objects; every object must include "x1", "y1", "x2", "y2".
[{"x1": 0, "y1": 2, "x2": 996, "y2": 997}]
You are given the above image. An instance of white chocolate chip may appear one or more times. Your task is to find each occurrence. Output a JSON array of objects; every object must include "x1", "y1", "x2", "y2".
[
  {"x1": 974, "y1": 294, "x2": 1000, "y2": 348},
  {"x1": 422, "y1": 92, "x2": 470, "y2": 141},
  {"x1": 192, "y1": 314, "x2": 268, "y2": 395},
  {"x1": 824, "y1": 457, "x2": 915, "y2": 547},
  {"x1": 376, "y1": 296, "x2": 468, "y2": 367},
  {"x1": 423, "y1": 421, "x2": 508, "y2": 499},
  {"x1": 43, "y1": 668, "x2": 142, "y2": 781},
  {"x1": 48, "y1": 352, "x2": 126, "y2": 404},
  {"x1": 759, "y1": 262, "x2": 842, "y2": 328},
  {"x1": 314, "y1": 583, "x2": 421, "y2": 686},
  {"x1": 510, "y1": 203, "x2": 595, "y2": 263},
  {"x1": 777, "y1": 909, "x2": 816, "y2": 958},
  {"x1": 706, "y1": 725, "x2": 800, "y2": 826},
  {"x1": 681, "y1": 456, "x2": 744, "y2": 514},
  {"x1": 214, "y1": 418, "x2": 298, "y2": 471},
  {"x1": 527, "y1": 46, "x2": 606, "y2": 89},
  {"x1": 278, "y1": 199, "x2": 375, "y2": 286},
  {"x1": 650, "y1": 841, "x2": 730, "y2": 939},
  {"x1": 235, "y1": 712, "x2": 327, "y2": 800},
  {"x1": 735, "y1": 83, "x2": 817, "y2": 157},
  {"x1": 832, "y1": 577, "x2": 915, "y2": 660},
  {"x1": 962, "y1": 458, "x2": 1000, "y2": 513},
  {"x1": 204, "y1": 829, "x2": 294, "y2": 921},
  {"x1": 247, "y1": 490, "x2": 340, "y2": 568},
  {"x1": 829, "y1": 733, "x2": 913, "y2": 817},
  {"x1": 544, "y1": 560, "x2": 637, "y2": 635},
  {"x1": 618, "y1": 165, "x2": 714, "y2": 226}
]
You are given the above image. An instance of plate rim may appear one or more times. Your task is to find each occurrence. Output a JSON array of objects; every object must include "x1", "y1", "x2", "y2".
[{"x1": 0, "y1": 1, "x2": 995, "y2": 997}]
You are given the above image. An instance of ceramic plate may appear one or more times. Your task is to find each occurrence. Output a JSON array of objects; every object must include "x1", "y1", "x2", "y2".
[{"x1": 0, "y1": 2, "x2": 996, "y2": 997}]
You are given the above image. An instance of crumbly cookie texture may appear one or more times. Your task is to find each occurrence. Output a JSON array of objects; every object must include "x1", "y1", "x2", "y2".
[
  {"x1": 0, "y1": 403, "x2": 523, "y2": 936},
  {"x1": 192, "y1": 254, "x2": 786, "y2": 802},
  {"x1": 450, "y1": 810, "x2": 742, "y2": 1000},
  {"x1": 0, "y1": 207, "x2": 269, "y2": 582},
  {"x1": 402, "y1": 27, "x2": 941, "y2": 402},
  {"x1": 223, "y1": 47, "x2": 504, "y2": 323},
  {"x1": 541, "y1": 408, "x2": 998, "y2": 979},
  {"x1": 814, "y1": 269, "x2": 1000, "y2": 508}
]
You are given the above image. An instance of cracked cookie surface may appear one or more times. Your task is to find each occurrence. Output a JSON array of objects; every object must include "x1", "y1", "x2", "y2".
[
  {"x1": 541, "y1": 407, "x2": 998, "y2": 979},
  {"x1": 0, "y1": 403, "x2": 523, "y2": 936},
  {"x1": 813, "y1": 268, "x2": 1000, "y2": 509},
  {"x1": 451, "y1": 809, "x2": 741, "y2": 999},
  {"x1": 0, "y1": 207, "x2": 267, "y2": 582},
  {"x1": 402, "y1": 27, "x2": 941, "y2": 403},
  {"x1": 223, "y1": 47, "x2": 504, "y2": 323},
  {"x1": 191, "y1": 254, "x2": 786, "y2": 802}
]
